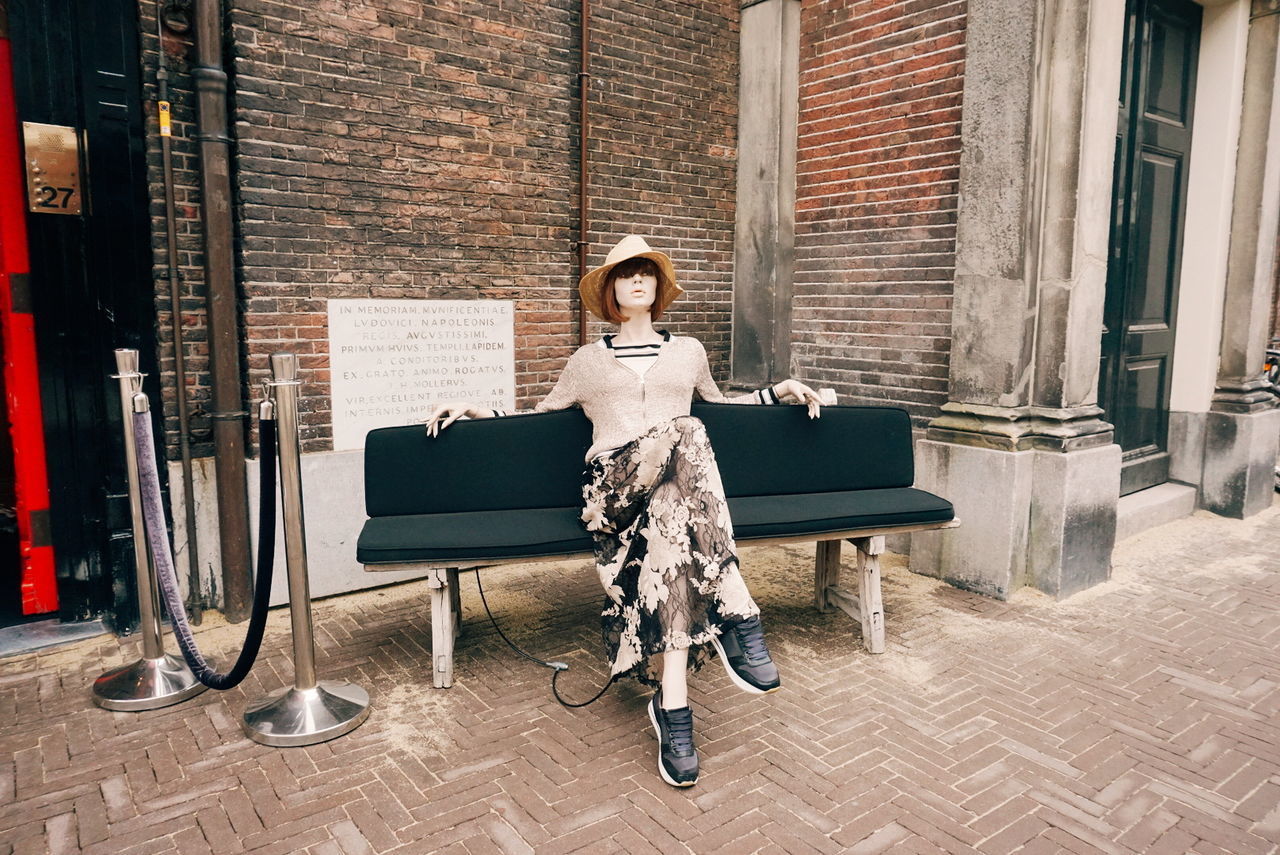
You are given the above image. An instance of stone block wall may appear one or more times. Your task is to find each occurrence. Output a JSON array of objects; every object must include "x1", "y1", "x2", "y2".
[
  {"x1": 141, "y1": 0, "x2": 741, "y2": 454},
  {"x1": 792, "y1": 0, "x2": 967, "y2": 425}
]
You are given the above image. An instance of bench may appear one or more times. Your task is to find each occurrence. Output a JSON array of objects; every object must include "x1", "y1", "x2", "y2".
[{"x1": 358, "y1": 403, "x2": 959, "y2": 688}]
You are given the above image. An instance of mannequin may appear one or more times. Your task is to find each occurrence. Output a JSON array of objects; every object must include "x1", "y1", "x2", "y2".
[{"x1": 426, "y1": 237, "x2": 824, "y2": 787}]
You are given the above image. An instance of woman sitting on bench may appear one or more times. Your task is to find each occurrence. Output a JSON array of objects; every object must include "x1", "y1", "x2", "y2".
[{"x1": 424, "y1": 235, "x2": 824, "y2": 788}]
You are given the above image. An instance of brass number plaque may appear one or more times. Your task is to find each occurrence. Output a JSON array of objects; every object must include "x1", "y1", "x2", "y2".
[{"x1": 23, "y1": 122, "x2": 82, "y2": 216}]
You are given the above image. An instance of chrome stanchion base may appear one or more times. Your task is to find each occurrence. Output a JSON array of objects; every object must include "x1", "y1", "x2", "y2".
[
  {"x1": 91, "y1": 654, "x2": 207, "y2": 711},
  {"x1": 241, "y1": 681, "x2": 371, "y2": 747}
]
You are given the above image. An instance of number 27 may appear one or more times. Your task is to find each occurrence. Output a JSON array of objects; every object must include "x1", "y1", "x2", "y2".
[{"x1": 35, "y1": 186, "x2": 75, "y2": 208}]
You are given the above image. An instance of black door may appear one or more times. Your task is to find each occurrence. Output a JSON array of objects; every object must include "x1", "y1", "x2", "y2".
[
  {"x1": 8, "y1": 0, "x2": 160, "y2": 628},
  {"x1": 1100, "y1": 0, "x2": 1201, "y2": 496}
]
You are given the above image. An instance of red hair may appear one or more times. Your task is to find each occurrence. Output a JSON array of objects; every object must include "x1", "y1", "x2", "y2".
[{"x1": 599, "y1": 257, "x2": 666, "y2": 325}]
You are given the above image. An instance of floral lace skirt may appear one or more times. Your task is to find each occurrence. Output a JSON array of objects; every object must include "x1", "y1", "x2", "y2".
[{"x1": 579, "y1": 415, "x2": 760, "y2": 687}]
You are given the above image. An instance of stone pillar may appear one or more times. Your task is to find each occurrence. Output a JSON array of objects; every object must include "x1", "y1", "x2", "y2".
[
  {"x1": 1202, "y1": 0, "x2": 1280, "y2": 518},
  {"x1": 912, "y1": 0, "x2": 1124, "y2": 599},
  {"x1": 732, "y1": 0, "x2": 800, "y2": 386}
]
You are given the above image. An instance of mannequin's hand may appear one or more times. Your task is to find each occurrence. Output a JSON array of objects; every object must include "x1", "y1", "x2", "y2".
[
  {"x1": 777, "y1": 380, "x2": 822, "y2": 419},
  {"x1": 425, "y1": 401, "x2": 475, "y2": 437}
]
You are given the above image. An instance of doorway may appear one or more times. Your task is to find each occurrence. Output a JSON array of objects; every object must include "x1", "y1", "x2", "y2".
[
  {"x1": 1100, "y1": 0, "x2": 1202, "y2": 496},
  {"x1": 3, "y1": 0, "x2": 161, "y2": 630}
]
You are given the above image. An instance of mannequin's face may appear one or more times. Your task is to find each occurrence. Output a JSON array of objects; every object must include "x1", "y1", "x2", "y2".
[{"x1": 610, "y1": 259, "x2": 659, "y2": 319}]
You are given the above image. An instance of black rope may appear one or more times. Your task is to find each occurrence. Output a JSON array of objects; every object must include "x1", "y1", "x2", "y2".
[
  {"x1": 133, "y1": 408, "x2": 277, "y2": 690},
  {"x1": 473, "y1": 569, "x2": 615, "y2": 708}
]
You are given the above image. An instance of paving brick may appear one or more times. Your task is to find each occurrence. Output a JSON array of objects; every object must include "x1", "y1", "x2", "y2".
[
  {"x1": 1146, "y1": 826, "x2": 1199, "y2": 855},
  {"x1": 1041, "y1": 825, "x2": 1122, "y2": 855},
  {"x1": 344, "y1": 801, "x2": 401, "y2": 853},
  {"x1": 307, "y1": 842, "x2": 345, "y2": 855},
  {"x1": 330, "y1": 819, "x2": 374, "y2": 855},
  {"x1": 617, "y1": 806, "x2": 691, "y2": 853},
  {"x1": 979, "y1": 815, "x2": 1052, "y2": 853},
  {"x1": 218, "y1": 786, "x2": 266, "y2": 837},
  {"x1": 72, "y1": 790, "x2": 110, "y2": 847},
  {"x1": 44, "y1": 811, "x2": 77, "y2": 855},
  {"x1": 1235, "y1": 780, "x2": 1280, "y2": 822},
  {"x1": 845, "y1": 821, "x2": 915, "y2": 855}
]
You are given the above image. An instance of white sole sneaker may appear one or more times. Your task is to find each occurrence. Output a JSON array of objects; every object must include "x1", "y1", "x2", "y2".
[
  {"x1": 647, "y1": 697, "x2": 696, "y2": 788},
  {"x1": 710, "y1": 633, "x2": 780, "y2": 695}
]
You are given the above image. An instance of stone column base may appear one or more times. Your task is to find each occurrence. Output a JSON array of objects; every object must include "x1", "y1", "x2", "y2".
[
  {"x1": 1201, "y1": 407, "x2": 1280, "y2": 518},
  {"x1": 912, "y1": 441, "x2": 1034, "y2": 600},
  {"x1": 1027, "y1": 443, "x2": 1121, "y2": 598},
  {"x1": 912, "y1": 439, "x2": 1121, "y2": 600}
]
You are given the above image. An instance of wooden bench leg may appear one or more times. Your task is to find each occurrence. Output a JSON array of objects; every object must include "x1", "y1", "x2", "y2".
[
  {"x1": 427, "y1": 568, "x2": 455, "y2": 688},
  {"x1": 447, "y1": 567, "x2": 461, "y2": 641},
  {"x1": 819, "y1": 536, "x2": 887, "y2": 654},
  {"x1": 814, "y1": 540, "x2": 841, "y2": 612},
  {"x1": 854, "y1": 536, "x2": 886, "y2": 654}
]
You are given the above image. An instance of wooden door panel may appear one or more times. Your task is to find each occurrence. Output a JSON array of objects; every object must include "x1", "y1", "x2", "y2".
[
  {"x1": 1143, "y1": 9, "x2": 1196, "y2": 125},
  {"x1": 1100, "y1": 0, "x2": 1199, "y2": 497},
  {"x1": 1117, "y1": 358, "x2": 1165, "y2": 455}
]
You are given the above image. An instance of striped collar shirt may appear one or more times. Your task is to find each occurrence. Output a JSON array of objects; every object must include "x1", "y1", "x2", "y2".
[{"x1": 492, "y1": 331, "x2": 781, "y2": 463}]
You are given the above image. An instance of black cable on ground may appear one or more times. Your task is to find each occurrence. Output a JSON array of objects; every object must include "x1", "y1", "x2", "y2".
[
  {"x1": 473, "y1": 570, "x2": 615, "y2": 708},
  {"x1": 133, "y1": 408, "x2": 277, "y2": 690}
]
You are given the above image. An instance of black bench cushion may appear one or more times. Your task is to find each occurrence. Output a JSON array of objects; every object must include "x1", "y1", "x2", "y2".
[
  {"x1": 728, "y1": 487, "x2": 953, "y2": 539},
  {"x1": 695, "y1": 403, "x2": 914, "y2": 498},
  {"x1": 356, "y1": 487, "x2": 954, "y2": 564},
  {"x1": 364, "y1": 404, "x2": 916, "y2": 517},
  {"x1": 365, "y1": 409, "x2": 594, "y2": 516},
  {"x1": 358, "y1": 506, "x2": 590, "y2": 564}
]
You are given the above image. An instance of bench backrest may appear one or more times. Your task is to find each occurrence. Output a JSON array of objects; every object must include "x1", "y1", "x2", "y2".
[{"x1": 364, "y1": 404, "x2": 914, "y2": 517}]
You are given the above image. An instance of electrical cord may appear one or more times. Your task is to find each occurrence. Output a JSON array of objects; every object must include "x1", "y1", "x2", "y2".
[{"x1": 473, "y1": 569, "x2": 615, "y2": 708}]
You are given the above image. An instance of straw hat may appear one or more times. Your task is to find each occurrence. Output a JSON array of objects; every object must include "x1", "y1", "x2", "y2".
[{"x1": 578, "y1": 235, "x2": 684, "y2": 321}]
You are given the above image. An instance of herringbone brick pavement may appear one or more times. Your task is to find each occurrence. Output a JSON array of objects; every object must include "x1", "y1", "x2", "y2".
[{"x1": 2, "y1": 502, "x2": 1279, "y2": 854}]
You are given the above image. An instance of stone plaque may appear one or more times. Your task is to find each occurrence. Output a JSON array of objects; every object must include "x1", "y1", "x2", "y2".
[{"x1": 328, "y1": 299, "x2": 514, "y2": 451}]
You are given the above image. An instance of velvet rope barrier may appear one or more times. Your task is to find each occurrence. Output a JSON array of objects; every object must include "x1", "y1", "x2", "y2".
[{"x1": 132, "y1": 404, "x2": 277, "y2": 690}]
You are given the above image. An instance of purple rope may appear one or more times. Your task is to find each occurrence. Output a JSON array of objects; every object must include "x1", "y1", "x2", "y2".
[{"x1": 133, "y1": 408, "x2": 277, "y2": 690}]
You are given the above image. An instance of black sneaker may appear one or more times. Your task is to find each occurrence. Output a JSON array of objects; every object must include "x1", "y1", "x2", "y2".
[
  {"x1": 711, "y1": 615, "x2": 781, "y2": 694},
  {"x1": 647, "y1": 689, "x2": 698, "y2": 787}
]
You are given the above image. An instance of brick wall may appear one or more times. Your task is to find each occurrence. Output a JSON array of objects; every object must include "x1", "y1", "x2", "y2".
[
  {"x1": 139, "y1": 7, "x2": 215, "y2": 459},
  {"x1": 792, "y1": 0, "x2": 966, "y2": 426},
  {"x1": 582, "y1": 2, "x2": 741, "y2": 361},
  {"x1": 136, "y1": 0, "x2": 743, "y2": 453}
]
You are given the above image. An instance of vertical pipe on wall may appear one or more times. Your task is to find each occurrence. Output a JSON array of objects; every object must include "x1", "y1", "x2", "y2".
[
  {"x1": 193, "y1": 0, "x2": 252, "y2": 620},
  {"x1": 155, "y1": 2, "x2": 202, "y2": 625},
  {"x1": 576, "y1": 0, "x2": 590, "y2": 347}
]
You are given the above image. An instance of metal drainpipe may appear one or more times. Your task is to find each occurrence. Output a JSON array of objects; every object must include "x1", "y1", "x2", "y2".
[
  {"x1": 155, "y1": 4, "x2": 203, "y2": 625},
  {"x1": 193, "y1": 0, "x2": 252, "y2": 621},
  {"x1": 576, "y1": 0, "x2": 590, "y2": 347}
]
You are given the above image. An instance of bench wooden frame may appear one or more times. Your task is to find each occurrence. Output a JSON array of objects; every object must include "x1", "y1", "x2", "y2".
[{"x1": 366, "y1": 518, "x2": 959, "y2": 688}]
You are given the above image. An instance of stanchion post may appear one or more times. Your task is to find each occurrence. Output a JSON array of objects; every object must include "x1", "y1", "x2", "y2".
[
  {"x1": 273, "y1": 354, "x2": 317, "y2": 691},
  {"x1": 242, "y1": 352, "x2": 370, "y2": 746},
  {"x1": 92, "y1": 349, "x2": 205, "y2": 710}
]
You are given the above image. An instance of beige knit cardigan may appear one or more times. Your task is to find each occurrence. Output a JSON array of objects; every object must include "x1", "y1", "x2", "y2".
[{"x1": 497, "y1": 334, "x2": 778, "y2": 464}]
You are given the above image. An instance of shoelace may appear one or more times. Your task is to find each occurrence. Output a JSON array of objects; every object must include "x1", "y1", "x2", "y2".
[
  {"x1": 733, "y1": 616, "x2": 770, "y2": 663},
  {"x1": 663, "y1": 706, "x2": 695, "y2": 756}
]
